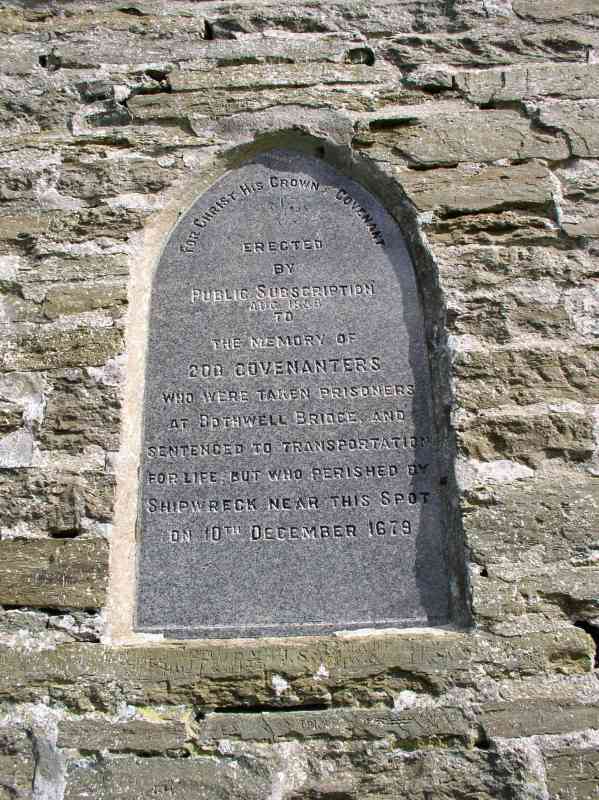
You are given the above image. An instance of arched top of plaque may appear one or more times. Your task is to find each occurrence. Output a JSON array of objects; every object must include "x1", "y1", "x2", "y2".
[{"x1": 136, "y1": 149, "x2": 450, "y2": 639}]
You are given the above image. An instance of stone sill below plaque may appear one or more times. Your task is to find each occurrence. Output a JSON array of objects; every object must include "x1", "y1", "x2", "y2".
[{"x1": 105, "y1": 624, "x2": 467, "y2": 649}]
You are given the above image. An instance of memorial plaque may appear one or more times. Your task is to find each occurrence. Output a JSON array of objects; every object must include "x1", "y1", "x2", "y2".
[{"x1": 135, "y1": 149, "x2": 450, "y2": 637}]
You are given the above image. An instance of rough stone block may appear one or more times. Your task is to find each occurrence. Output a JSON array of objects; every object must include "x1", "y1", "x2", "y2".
[
  {"x1": 0, "y1": 538, "x2": 108, "y2": 609},
  {"x1": 537, "y1": 99, "x2": 599, "y2": 157},
  {"x1": 555, "y1": 159, "x2": 599, "y2": 239},
  {"x1": 0, "y1": 726, "x2": 34, "y2": 800},
  {"x1": 57, "y1": 718, "x2": 188, "y2": 754},
  {"x1": 429, "y1": 209, "x2": 562, "y2": 247},
  {"x1": 42, "y1": 284, "x2": 127, "y2": 321},
  {"x1": 400, "y1": 161, "x2": 554, "y2": 216},
  {"x1": 64, "y1": 755, "x2": 267, "y2": 800},
  {"x1": 360, "y1": 748, "x2": 538, "y2": 800},
  {"x1": 169, "y1": 63, "x2": 392, "y2": 92},
  {"x1": 457, "y1": 406, "x2": 595, "y2": 464},
  {"x1": 480, "y1": 699, "x2": 599, "y2": 738},
  {"x1": 545, "y1": 747, "x2": 599, "y2": 800},
  {"x1": 0, "y1": 469, "x2": 115, "y2": 537},
  {"x1": 513, "y1": 0, "x2": 599, "y2": 22},
  {"x1": 40, "y1": 374, "x2": 121, "y2": 454},
  {"x1": 456, "y1": 62, "x2": 599, "y2": 103},
  {"x1": 0, "y1": 630, "x2": 593, "y2": 710},
  {"x1": 452, "y1": 346, "x2": 599, "y2": 409},
  {"x1": 16, "y1": 255, "x2": 129, "y2": 284},
  {"x1": 0, "y1": 400, "x2": 23, "y2": 433},
  {"x1": 372, "y1": 109, "x2": 568, "y2": 166},
  {"x1": 436, "y1": 244, "x2": 597, "y2": 292},
  {"x1": 465, "y1": 473, "x2": 599, "y2": 567},
  {"x1": 197, "y1": 706, "x2": 473, "y2": 746},
  {"x1": 56, "y1": 159, "x2": 170, "y2": 201},
  {"x1": 0, "y1": 327, "x2": 124, "y2": 372},
  {"x1": 388, "y1": 28, "x2": 598, "y2": 67}
]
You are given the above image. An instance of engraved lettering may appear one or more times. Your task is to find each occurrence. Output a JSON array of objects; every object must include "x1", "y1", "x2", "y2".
[{"x1": 136, "y1": 150, "x2": 449, "y2": 637}]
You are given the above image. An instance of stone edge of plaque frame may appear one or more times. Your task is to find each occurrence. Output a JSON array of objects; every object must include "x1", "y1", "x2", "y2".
[{"x1": 107, "y1": 131, "x2": 471, "y2": 646}]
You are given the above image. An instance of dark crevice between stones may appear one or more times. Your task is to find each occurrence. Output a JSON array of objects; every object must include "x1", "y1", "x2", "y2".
[
  {"x1": 196, "y1": 702, "x2": 330, "y2": 720},
  {"x1": 38, "y1": 51, "x2": 61, "y2": 72},
  {"x1": 79, "y1": 747, "x2": 189, "y2": 759},
  {"x1": 2, "y1": 604, "x2": 100, "y2": 616},
  {"x1": 204, "y1": 19, "x2": 242, "y2": 41},
  {"x1": 574, "y1": 621, "x2": 599, "y2": 667},
  {"x1": 129, "y1": 116, "x2": 196, "y2": 138},
  {"x1": 345, "y1": 47, "x2": 375, "y2": 66},
  {"x1": 144, "y1": 69, "x2": 172, "y2": 93},
  {"x1": 204, "y1": 20, "x2": 215, "y2": 41},
  {"x1": 48, "y1": 529, "x2": 81, "y2": 540},
  {"x1": 368, "y1": 118, "x2": 419, "y2": 131},
  {"x1": 288, "y1": 793, "x2": 355, "y2": 800},
  {"x1": 475, "y1": 727, "x2": 491, "y2": 750},
  {"x1": 118, "y1": 5, "x2": 148, "y2": 16},
  {"x1": 2, "y1": 604, "x2": 68, "y2": 617}
]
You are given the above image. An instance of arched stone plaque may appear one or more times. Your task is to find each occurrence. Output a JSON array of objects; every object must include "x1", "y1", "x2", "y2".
[{"x1": 135, "y1": 150, "x2": 449, "y2": 638}]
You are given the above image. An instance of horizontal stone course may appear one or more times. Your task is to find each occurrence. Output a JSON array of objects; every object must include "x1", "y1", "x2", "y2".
[
  {"x1": 197, "y1": 706, "x2": 473, "y2": 746},
  {"x1": 0, "y1": 629, "x2": 592, "y2": 709}
]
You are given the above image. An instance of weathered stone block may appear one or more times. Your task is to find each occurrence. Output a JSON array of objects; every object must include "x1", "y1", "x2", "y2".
[
  {"x1": 480, "y1": 699, "x2": 599, "y2": 738},
  {"x1": 56, "y1": 159, "x2": 170, "y2": 200},
  {"x1": 389, "y1": 28, "x2": 598, "y2": 67},
  {"x1": 65, "y1": 755, "x2": 267, "y2": 800},
  {"x1": 0, "y1": 400, "x2": 23, "y2": 433},
  {"x1": 555, "y1": 159, "x2": 599, "y2": 239},
  {"x1": 465, "y1": 474, "x2": 599, "y2": 567},
  {"x1": 0, "y1": 538, "x2": 108, "y2": 609},
  {"x1": 372, "y1": 109, "x2": 568, "y2": 166},
  {"x1": 40, "y1": 374, "x2": 121, "y2": 454},
  {"x1": 360, "y1": 748, "x2": 538, "y2": 800},
  {"x1": 545, "y1": 746, "x2": 599, "y2": 800},
  {"x1": 457, "y1": 407, "x2": 595, "y2": 463},
  {"x1": 197, "y1": 706, "x2": 473, "y2": 747},
  {"x1": 169, "y1": 63, "x2": 393, "y2": 92},
  {"x1": 453, "y1": 346, "x2": 599, "y2": 409},
  {"x1": 17, "y1": 255, "x2": 129, "y2": 284},
  {"x1": 58, "y1": 718, "x2": 188, "y2": 754},
  {"x1": 0, "y1": 469, "x2": 114, "y2": 537},
  {"x1": 429, "y1": 210, "x2": 562, "y2": 247},
  {"x1": 0, "y1": 327, "x2": 124, "y2": 372},
  {"x1": 400, "y1": 161, "x2": 554, "y2": 217},
  {"x1": 0, "y1": 726, "x2": 34, "y2": 800},
  {"x1": 0, "y1": 630, "x2": 593, "y2": 709},
  {"x1": 513, "y1": 0, "x2": 599, "y2": 22},
  {"x1": 437, "y1": 244, "x2": 597, "y2": 292},
  {"x1": 537, "y1": 100, "x2": 599, "y2": 157},
  {"x1": 456, "y1": 62, "x2": 599, "y2": 104},
  {"x1": 42, "y1": 284, "x2": 127, "y2": 321}
]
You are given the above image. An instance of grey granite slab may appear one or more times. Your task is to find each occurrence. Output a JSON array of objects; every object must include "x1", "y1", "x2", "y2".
[{"x1": 135, "y1": 149, "x2": 449, "y2": 638}]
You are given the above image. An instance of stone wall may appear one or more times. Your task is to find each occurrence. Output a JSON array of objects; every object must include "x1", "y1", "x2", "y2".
[{"x1": 1, "y1": 1, "x2": 598, "y2": 798}]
